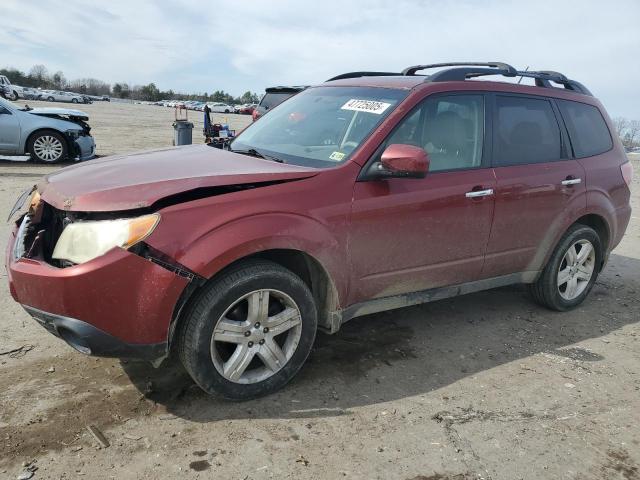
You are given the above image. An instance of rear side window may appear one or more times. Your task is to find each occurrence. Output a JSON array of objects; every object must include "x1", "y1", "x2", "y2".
[
  {"x1": 260, "y1": 92, "x2": 294, "y2": 110},
  {"x1": 494, "y1": 96, "x2": 562, "y2": 166},
  {"x1": 557, "y1": 100, "x2": 612, "y2": 158}
]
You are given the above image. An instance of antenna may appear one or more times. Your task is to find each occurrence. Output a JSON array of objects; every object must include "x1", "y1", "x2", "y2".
[{"x1": 517, "y1": 66, "x2": 529, "y2": 84}]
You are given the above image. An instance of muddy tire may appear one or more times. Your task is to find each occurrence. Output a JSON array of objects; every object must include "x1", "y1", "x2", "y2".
[
  {"x1": 178, "y1": 260, "x2": 317, "y2": 400},
  {"x1": 28, "y1": 130, "x2": 68, "y2": 163},
  {"x1": 529, "y1": 224, "x2": 602, "y2": 311}
]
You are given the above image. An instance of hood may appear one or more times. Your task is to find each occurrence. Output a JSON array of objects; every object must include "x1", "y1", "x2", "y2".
[
  {"x1": 28, "y1": 108, "x2": 89, "y2": 121},
  {"x1": 38, "y1": 144, "x2": 318, "y2": 212}
]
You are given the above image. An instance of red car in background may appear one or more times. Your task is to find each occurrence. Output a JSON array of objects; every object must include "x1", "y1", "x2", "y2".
[
  {"x1": 6, "y1": 62, "x2": 632, "y2": 400},
  {"x1": 237, "y1": 103, "x2": 257, "y2": 115}
]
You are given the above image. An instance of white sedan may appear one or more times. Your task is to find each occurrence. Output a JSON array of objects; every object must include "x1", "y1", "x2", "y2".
[
  {"x1": 206, "y1": 102, "x2": 234, "y2": 113},
  {"x1": 38, "y1": 90, "x2": 87, "y2": 104}
]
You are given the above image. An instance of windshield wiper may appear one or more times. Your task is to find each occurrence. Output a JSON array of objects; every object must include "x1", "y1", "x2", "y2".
[{"x1": 230, "y1": 147, "x2": 285, "y2": 163}]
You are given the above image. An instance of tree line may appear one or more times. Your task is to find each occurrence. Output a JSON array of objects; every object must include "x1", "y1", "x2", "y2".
[
  {"x1": 613, "y1": 118, "x2": 640, "y2": 150},
  {"x1": 0, "y1": 64, "x2": 260, "y2": 104}
]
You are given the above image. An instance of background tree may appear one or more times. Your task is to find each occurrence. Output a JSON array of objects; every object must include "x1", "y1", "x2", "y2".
[
  {"x1": 52, "y1": 71, "x2": 66, "y2": 90},
  {"x1": 28, "y1": 64, "x2": 49, "y2": 86},
  {"x1": 623, "y1": 120, "x2": 640, "y2": 148},
  {"x1": 612, "y1": 117, "x2": 629, "y2": 139},
  {"x1": 614, "y1": 117, "x2": 640, "y2": 149}
]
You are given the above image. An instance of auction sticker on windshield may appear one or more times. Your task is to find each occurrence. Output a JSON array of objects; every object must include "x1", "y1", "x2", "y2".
[{"x1": 341, "y1": 99, "x2": 391, "y2": 115}]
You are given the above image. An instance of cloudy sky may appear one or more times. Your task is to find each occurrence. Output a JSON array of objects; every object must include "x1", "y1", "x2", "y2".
[{"x1": 1, "y1": 0, "x2": 639, "y2": 117}]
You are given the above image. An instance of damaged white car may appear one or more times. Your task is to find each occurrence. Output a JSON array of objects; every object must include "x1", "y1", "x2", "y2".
[{"x1": 0, "y1": 97, "x2": 95, "y2": 163}]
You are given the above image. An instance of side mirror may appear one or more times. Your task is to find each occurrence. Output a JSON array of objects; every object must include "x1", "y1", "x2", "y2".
[{"x1": 377, "y1": 144, "x2": 429, "y2": 179}]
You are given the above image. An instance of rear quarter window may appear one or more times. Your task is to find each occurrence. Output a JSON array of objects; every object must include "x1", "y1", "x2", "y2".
[{"x1": 557, "y1": 100, "x2": 613, "y2": 158}]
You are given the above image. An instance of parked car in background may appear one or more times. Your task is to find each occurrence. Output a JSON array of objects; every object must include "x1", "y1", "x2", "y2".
[
  {"x1": 252, "y1": 86, "x2": 307, "y2": 121},
  {"x1": 86, "y1": 95, "x2": 109, "y2": 102},
  {"x1": 19, "y1": 87, "x2": 40, "y2": 100},
  {"x1": 0, "y1": 97, "x2": 95, "y2": 162},
  {"x1": 37, "y1": 90, "x2": 88, "y2": 104},
  {"x1": 5, "y1": 62, "x2": 632, "y2": 400},
  {"x1": 0, "y1": 75, "x2": 21, "y2": 101},
  {"x1": 237, "y1": 103, "x2": 257, "y2": 115},
  {"x1": 206, "y1": 102, "x2": 234, "y2": 113}
]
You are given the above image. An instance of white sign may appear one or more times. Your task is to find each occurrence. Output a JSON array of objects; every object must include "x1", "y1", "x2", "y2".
[{"x1": 341, "y1": 99, "x2": 391, "y2": 115}]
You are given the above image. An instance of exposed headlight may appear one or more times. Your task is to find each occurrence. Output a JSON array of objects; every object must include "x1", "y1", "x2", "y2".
[
  {"x1": 65, "y1": 129, "x2": 81, "y2": 139},
  {"x1": 52, "y1": 213, "x2": 160, "y2": 264}
]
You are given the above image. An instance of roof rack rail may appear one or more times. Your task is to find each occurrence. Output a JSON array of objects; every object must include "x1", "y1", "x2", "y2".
[
  {"x1": 512, "y1": 70, "x2": 592, "y2": 96},
  {"x1": 326, "y1": 71, "x2": 401, "y2": 81},
  {"x1": 401, "y1": 62, "x2": 592, "y2": 96},
  {"x1": 402, "y1": 62, "x2": 518, "y2": 78}
]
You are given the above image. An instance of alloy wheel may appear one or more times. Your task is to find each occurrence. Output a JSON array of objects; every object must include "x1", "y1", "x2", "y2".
[
  {"x1": 33, "y1": 135, "x2": 64, "y2": 162},
  {"x1": 557, "y1": 239, "x2": 596, "y2": 300},
  {"x1": 210, "y1": 289, "x2": 303, "y2": 384}
]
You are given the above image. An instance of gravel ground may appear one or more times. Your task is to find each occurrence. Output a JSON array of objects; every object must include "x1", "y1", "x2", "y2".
[{"x1": 0, "y1": 102, "x2": 638, "y2": 480}]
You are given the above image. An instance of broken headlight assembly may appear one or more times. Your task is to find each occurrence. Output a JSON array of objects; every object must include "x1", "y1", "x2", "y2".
[{"x1": 52, "y1": 213, "x2": 160, "y2": 265}]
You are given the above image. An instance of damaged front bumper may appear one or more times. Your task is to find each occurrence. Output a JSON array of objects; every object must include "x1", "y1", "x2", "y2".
[
  {"x1": 69, "y1": 133, "x2": 96, "y2": 161},
  {"x1": 6, "y1": 220, "x2": 189, "y2": 363},
  {"x1": 23, "y1": 305, "x2": 167, "y2": 361}
]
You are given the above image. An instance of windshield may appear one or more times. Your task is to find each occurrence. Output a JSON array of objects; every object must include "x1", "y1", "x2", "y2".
[{"x1": 231, "y1": 86, "x2": 408, "y2": 168}]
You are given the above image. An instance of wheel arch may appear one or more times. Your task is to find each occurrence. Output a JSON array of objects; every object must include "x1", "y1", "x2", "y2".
[
  {"x1": 24, "y1": 128, "x2": 72, "y2": 158},
  {"x1": 573, "y1": 213, "x2": 610, "y2": 254},
  {"x1": 167, "y1": 247, "x2": 341, "y2": 353}
]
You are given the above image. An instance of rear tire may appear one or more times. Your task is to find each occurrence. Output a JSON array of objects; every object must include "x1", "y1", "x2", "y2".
[
  {"x1": 529, "y1": 224, "x2": 602, "y2": 311},
  {"x1": 8, "y1": 90, "x2": 19, "y2": 101},
  {"x1": 178, "y1": 260, "x2": 317, "y2": 400}
]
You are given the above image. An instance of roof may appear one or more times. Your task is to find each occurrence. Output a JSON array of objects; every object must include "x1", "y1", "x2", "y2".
[{"x1": 323, "y1": 76, "x2": 425, "y2": 90}]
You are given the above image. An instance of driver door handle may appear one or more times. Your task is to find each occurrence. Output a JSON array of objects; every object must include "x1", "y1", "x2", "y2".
[
  {"x1": 465, "y1": 188, "x2": 494, "y2": 198},
  {"x1": 561, "y1": 177, "x2": 582, "y2": 186}
]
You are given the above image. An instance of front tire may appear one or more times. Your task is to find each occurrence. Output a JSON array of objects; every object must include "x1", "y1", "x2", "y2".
[
  {"x1": 529, "y1": 224, "x2": 602, "y2": 311},
  {"x1": 72, "y1": 98, "x2": 78, "y2": 103},
  {"x1": 178, "y1": 260, "x2": 317, "y2": 400},
  {"x1": 8, "y1": 90, "x2": 19, "y2": 101},
  {"x1": 28, "y1": 130, "x2": 68, "y2": 163}
]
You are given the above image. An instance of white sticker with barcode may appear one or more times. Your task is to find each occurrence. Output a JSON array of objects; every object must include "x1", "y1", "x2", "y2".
[{"x1": 341, "y1": 99, "x2": 391, "y2": 115}]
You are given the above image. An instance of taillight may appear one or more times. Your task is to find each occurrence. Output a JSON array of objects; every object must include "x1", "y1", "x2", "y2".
[{"x1": 621, "y1": 162, "x2": 634, "y2": 188}]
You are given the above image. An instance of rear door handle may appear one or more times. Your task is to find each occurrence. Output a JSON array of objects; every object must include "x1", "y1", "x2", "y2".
[
  {"x1": 465, "y1": 189, "x2": 494, "y2": 198},
  {"x1": 561, "y1": 178, "x2": 582, "y2": 186}
]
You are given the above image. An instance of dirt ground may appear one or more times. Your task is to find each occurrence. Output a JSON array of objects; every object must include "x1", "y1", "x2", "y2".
[{"x1": 0, "y1": 101, "x2": 639, "y2": 480}]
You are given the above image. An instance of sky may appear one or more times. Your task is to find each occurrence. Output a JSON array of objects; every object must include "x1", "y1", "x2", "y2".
[{"x1": 1, "y1": 0, "x2": 639, "y2": 117}]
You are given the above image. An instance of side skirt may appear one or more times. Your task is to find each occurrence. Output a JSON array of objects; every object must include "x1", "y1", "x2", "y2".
[{"x1": 327, "y1": 271, "x2": 539, "y2": 332}]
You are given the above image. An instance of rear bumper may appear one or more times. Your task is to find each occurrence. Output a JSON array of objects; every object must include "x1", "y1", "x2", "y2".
[{"x1": 6, "y1": 223, "x2": 189, "y2": 361}]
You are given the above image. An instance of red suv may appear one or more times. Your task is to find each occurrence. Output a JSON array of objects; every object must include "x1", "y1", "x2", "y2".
[{"x1": 6, "y1": 62, "x2": 633, "y2": 400}]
